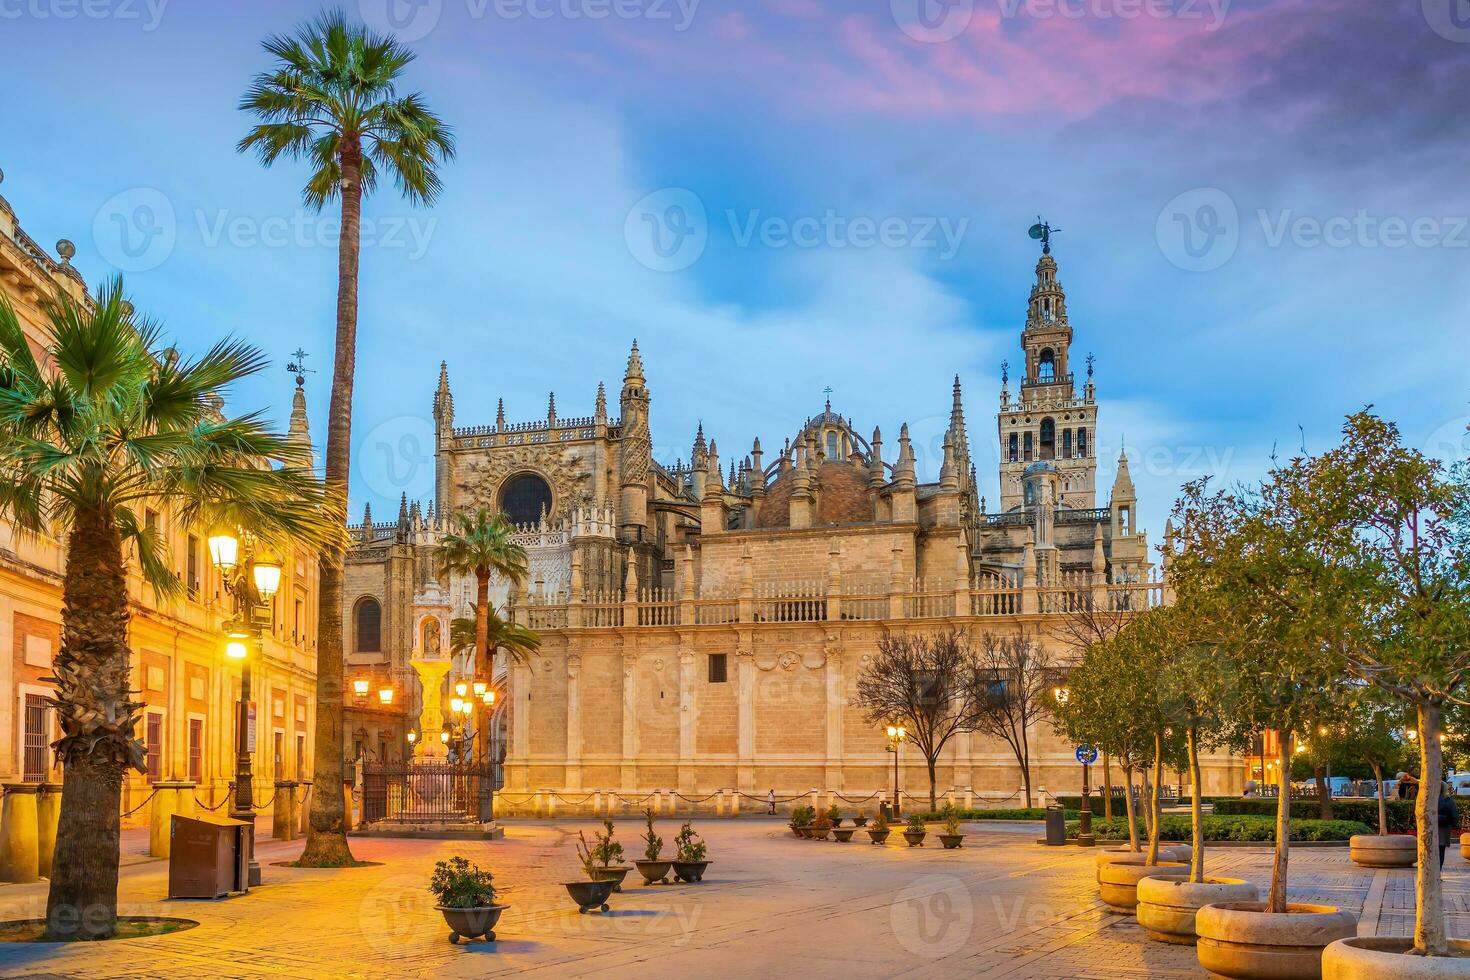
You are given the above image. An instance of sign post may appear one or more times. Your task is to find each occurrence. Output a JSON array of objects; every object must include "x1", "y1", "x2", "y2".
[{"x1": 1075, "y1": 745, "x2": 1098, "y2": 847}]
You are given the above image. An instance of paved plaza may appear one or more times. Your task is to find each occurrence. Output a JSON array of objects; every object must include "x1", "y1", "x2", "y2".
[{"x1": 1, "y1": 818, "x2": 1467, "y2": 978}]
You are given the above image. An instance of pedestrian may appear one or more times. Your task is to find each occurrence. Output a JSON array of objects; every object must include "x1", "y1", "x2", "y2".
[
  {"x1": 1439, "y1": 781, "x2": 1459, "y2": 868},
  {"x1": 767, "y1": 789, "x2": 776, "y2": 815},
  {"x1": 1398, "y1": 772, "x2": 1419, "y2": 800}
]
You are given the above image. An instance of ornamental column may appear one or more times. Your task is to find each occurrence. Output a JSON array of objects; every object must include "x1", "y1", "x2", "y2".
[
  {"x1": 736, "y1": 640, "x2": 756, "y2": 793},
  {"x1": 677, "y1": 641, "x2": 697, "y2": 794},
  {"x1": 620, "y1": 648, "x2": 639, "y2": 791},
  {"x1": 565, "y1": 653, "x2": 583, "y2": 792}
]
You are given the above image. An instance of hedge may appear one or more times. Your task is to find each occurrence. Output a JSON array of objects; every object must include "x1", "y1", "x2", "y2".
[
  {"x1": 1209, "y1": 798, "x2": 1457, "y2": 833},
  {"x1": 913, "y1": 808, "x2": 1079, "y2": 822},
  {"x1": 1064, "y1": 813, "x2": 1373, "y2": 842},
  {"x1": 1054, "y1": 795, "x2": 1238, "y2": 816}
]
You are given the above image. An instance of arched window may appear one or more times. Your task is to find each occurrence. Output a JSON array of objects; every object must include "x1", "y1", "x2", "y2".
[
  {"x1": 1077, "y1": 428, "x2": 1088, "y2": 458},
  {"x1": 1039, "y1": 418, "x2": 1055, "y2": 460},
  {"x1": 499, "y1": 473, "x2": 553, "y2": 527},
  {"x1": 355, "y1": 598, "x2": 382, "y2": 653},
  {"x1": 1062, "y1": 429, "x2": 1073, "y2": 459},
  {"x1": 1038, "y1": 349, "x2": 1055, "y2": 382},
  {"x1": 1008, "y1": 433, "x2": 1019, "y2": 463},
  {"x1": 826, "y1": 431, "x2": 838, "y2": 459}
]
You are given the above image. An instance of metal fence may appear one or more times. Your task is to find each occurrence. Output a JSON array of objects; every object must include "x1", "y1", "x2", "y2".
[{"x1": 361, "y1": 761, "x2": 493, "y2": 824}]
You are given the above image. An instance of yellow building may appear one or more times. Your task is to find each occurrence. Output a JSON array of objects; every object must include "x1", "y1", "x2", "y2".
[{"x1": 0, "y1": 176, "x2": 322, "y2": 818}]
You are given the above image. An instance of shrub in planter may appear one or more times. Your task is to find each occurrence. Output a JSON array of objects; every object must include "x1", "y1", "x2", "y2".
[
  {"x1": 789, "y1": 805, "x2": 813, "y2": 839},
  {"x1": 635, "y1": 809, "x2": 673, "y2": 885},
  {"x1": 826, "y1": 803, "x2": 843, "y2": 829},
  {"x1": 672, "y1": 822, "x2": 710, "y2": 882},
  {"x1": 867, "y1": 811, "x2": 891, "y2": 844},
  {"x1": 577, "y1": 820, "x2": 630, "y2": 891},
  {"x1": 429, "y1": 856, "x2": 508, "y2": 943},
  {"x1": 938, "y1": 805, "x2": 965, "y2": 849},
  {"x1": 903, "y1": 813, "x2": 927, "y2": 847},
  {"x1": 810, "y1": 812, "x2": 832, "y2": 841},
  {"x1": 853, "y1": 811, "x2": 869, "y2": 827}
]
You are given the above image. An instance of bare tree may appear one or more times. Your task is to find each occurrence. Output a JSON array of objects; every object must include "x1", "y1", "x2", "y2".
[
  {"x1": 853, "y1": 630, "x2": 979, "y2": 812},
  {"x1": 969, "y1": 632, "x2": 1058, "y2": 808}
]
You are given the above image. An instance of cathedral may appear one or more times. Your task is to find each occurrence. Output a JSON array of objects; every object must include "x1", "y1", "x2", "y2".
[{"x1": 341, "y1": 246, "x2": 1237, "y2": 806}]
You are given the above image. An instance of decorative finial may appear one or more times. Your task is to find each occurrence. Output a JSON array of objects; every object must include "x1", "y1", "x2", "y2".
[
  {"x1": 1086, "y1": 352, "x2": 1095, "y2": 379},
  {"x1": 1028, "y1": 217, "x2": 1060, "y2": 255},
  {"x1": 287, "y1": 348, "x2": 314, "y2": 388},
  {"x1": 823, "y1": 385, "x2": 833, "y2": 412},
  {"x1": 56, "y1": 239, "x2": 76, "y2": 264},
  {"x1": 1001, "y1": 359, "x2": 1009, "y2": 386}
]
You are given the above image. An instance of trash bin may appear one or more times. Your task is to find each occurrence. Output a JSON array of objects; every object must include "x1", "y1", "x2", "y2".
[
  {"x1": 168, "y1": 813, "x2": 251, "y2": 899},
  {"x1": 1044, "y1": 804, "x2": 1067, "y2": 846}
]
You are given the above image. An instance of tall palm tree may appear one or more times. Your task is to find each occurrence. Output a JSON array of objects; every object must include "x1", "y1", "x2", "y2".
[
  {"x1": 449, "y1": 607, "x2": 541, "y2": 669},
  {"x1": 239, "y1": 8, "x2": 454, "y2": 866},
  {"x1": 0, "y1": 281, "x2": 337, "y2": 940}
]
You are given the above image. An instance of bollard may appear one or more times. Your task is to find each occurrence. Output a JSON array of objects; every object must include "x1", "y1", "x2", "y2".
[
  {"x1": 607, "y1": 791, "x2": 619, "y2": 816},
  {"x1": 963, "y1": 788, "x2": 973, "y2": 810},
  {"x1": 297, "y1": 781, "x2": 313, "y2": 835},
  {"x1": 593, "y1": 790, "x2": 603, "y2": 817},
  {"x1": 731, "y1": 788, "x2": 740, "y2": 818},
  {"x1": 36, "y1": 782, "x2": 62, "y2": 878},
  {"x1": 1, "y1": 784, "x2": 41, "y2": 883},
  {"x1": 273, "y1": 780, "x2": 298, "y2": 841}
]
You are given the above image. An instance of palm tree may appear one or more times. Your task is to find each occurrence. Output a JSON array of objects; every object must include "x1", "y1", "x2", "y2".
[
  {"x1": 239, "y1": 9, "x2": 454, "y2": 866},
  {"x1": 449, "y1": 607, "x2": 541, "y2": 669},
  {"x1": 0, "y1": 281, "x2": 337, "y2": 939}
]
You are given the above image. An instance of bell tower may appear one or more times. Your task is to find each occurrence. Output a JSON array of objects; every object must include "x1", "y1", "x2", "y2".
[{"x1": 997, "y1": 222, "x2": 1098, "y2": 512}]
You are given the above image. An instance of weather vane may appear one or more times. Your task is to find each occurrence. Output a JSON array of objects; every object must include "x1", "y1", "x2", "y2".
[
  {"x1": 286, "y1": 348, "x2": 315, "y2": 387},
  {"x1": 823, "y1": 385, "x2": 833, "y2": 410},
  {"x1": 1001, "y1": 359, "x2": 1009, "y2": 386},
  {"x1": 1086, "y1": 352, "x2": 1095, "y2": 379},
  {"x1": 1028, "y1": 217, "x2": 1060, "y2": 255}
]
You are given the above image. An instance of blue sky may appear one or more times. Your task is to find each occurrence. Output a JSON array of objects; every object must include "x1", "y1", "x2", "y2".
[{"x1": 3, "y1": 0, "x2": 1467, "y2": 540}]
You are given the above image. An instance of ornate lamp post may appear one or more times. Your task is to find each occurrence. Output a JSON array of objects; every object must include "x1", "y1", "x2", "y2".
[
  {"x1": 886, "y1": 724, "x2": 907, "y2": 819},
  {"x1": 208, "y1": 529, "x2": 281, "y2": 888}
]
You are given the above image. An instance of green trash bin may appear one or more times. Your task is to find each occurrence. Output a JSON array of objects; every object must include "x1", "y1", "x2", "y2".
[{"x1": 1044, "y1": 804, "x2": 1067, "y2": 846}]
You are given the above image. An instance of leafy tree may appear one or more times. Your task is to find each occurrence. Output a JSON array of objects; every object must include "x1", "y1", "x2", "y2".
[
  {"x1": 0, "y1": 283, "x2": 335, "y2": 939},
  {"x1": 968, "y1": 632, "x2": 1059, "y2": 810},
  {"x1": 852, "y1": 630, "x2": 981, "y2": 812},
  {"x1": 1299, "y1": 685, "x2": 1409, "y2": 834},
  {"x1": 239, "y1": 8, "x2": 454, "y2": 866}
]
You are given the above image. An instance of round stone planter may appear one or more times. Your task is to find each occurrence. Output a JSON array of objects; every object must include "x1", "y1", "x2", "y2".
[
  {"x1": 903, "y1": 831, "x2": 927, "y2": 847},
  {"x1": 672, "y1": 860, "x2": 710, "y2": 883},
  {"x1": 438, "y1": 904, "x2": 509, "y2": 944},
  {"x1": 1349, "y1": 835, "x2": 1416, "y2": 869},
  {"x1": 939, "y1": 834, "x2": 965, "y2": 850},
  {"x1": 1096, "y1": 845, "x2": 1192, "y2": 878},
  {"x1": 832, "y1": 828, "x2": 856, "y2": 843},
  {"x1": 1097, "y1": 859, "x2": 1187, "y2": 915},
  {"x1": 634, "y1": 859, "x2": 673, "y2": 885},
  {"x1": 1136, "y1": 875, "x2": 1260, "y2": 945},
  {"x1": 1196, "y1": 902, "x2": 1357, "y2": 980},
  {"x1": 867, "y1": 829, "x2": 891, "y2": 845},
  {"x1": 1322, "y1": 936, "x2": 1470, "y2": 979},
  {"x1": 588, "y1": 866, "x2": 631, "y2": 892}
]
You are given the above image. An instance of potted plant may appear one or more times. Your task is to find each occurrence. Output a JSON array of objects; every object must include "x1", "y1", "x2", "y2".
[
  {"x1": 789, "y1": 805, "x2": 813, "y2": 839},
  {"x1": 853, "y1": 810, "x2": 869, "y2": 828},
  {"x1": 867, "y1": 810, "x2": 891, "y2": 844},
  {"x1": 832, "y1": 822, "x2": 856, "y2": 843},
  {"x1": 826, "y1": 803, "x2": 843, "y2": 829},
  {"x1": 937, "y1": 805, "x2": 965, "y2": 849},
  {"x1": 903, "y1": 813, "x2": 927, "y2": 847},
  {"x1": 672, "y1": 822, "x2": 710, "y2": 882},
  {"x1": 635, "y1": 809, "x2": 673, "y2": 885},
  {"x1": 565, "y1": 837, "x2": 617, "y2": 914},
  {"x1": 429, "y1": 856, "x2": 509, "y2": 944},
  {"x1": 578, "y1": 819, "x2": 630, "y2": 891},
  {"x1": 810, "y1": 811, "x2": 832, "y2": 841}
]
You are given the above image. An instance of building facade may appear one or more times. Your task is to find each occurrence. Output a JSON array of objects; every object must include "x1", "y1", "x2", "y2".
[
  {"x1": 0, "y1": 177, "x2": 323, "y2": 817},
  {"x1": 347, "y1": 246, "x2": 1242, "y2": 805}
]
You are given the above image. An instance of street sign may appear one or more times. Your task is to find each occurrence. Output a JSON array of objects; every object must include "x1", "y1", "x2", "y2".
[{"x1": 1075, "y1": 745, "x2": 1098, "y2": 766}]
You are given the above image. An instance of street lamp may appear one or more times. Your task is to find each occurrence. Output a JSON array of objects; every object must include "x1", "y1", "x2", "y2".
[
  {"x1": 1054, "y1": 685, "x2": 1094, "y2": 846},
  {"x1": 473, "y1": 680, "x2": 488, "y2": 698},
  {"x1": 455, "y1": 681, "x2": 469, "y2": 699},
  {"x1": 353, "y1": 677, "x2": 370, "y2": 698},
  {"x1": 378, "y1": 686, "x2": 394, "y2": 706},
  {"x1": 886, "y1": 724, "x2": 906, "y2": 819}
]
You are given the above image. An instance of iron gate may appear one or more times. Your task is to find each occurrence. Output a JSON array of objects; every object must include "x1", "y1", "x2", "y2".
[{"x1": 361, "y1": 761, "x2": 494, "y2": 824}]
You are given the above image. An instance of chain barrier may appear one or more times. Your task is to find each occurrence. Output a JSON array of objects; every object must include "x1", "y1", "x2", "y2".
[
  {"x1": 553, "y1": 793, "x2": 596, "y2": 806},
  {"x1": 736, "y1": 791, "x2": 810, "y2": 803},
  {"x1": 121, "y1": 788, "x2": 160, "y2": 818},
  {"x1": 250, "y1": 788, "x2": 280, "y2": 810},
  {"x1": 195, "y1": 795, "x2": 231, "y2": 812},
  {"x1": 672, "y1": 792, "x2": 723, "y2": 804},
  {"x1": 833, "y1": 792, "x2": 882, "y2": 804}
]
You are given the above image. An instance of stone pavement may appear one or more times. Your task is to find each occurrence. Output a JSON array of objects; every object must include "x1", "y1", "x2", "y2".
[{"x1": 1, "y1": 819, "x2": 1467, "y2": 979}]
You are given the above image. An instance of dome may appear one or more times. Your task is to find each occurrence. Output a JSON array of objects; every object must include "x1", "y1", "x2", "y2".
[{"x1": 755, "y1": 461, "x2": 874, "y2": 529}]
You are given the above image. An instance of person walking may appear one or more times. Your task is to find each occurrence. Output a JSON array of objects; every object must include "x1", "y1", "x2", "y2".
[
  {"x1": 767, "y1": 789, "x2": 777, "y2": 815},
  {"x1": 1439, "y1": 781, "x2": 1460, "y2": 868}
]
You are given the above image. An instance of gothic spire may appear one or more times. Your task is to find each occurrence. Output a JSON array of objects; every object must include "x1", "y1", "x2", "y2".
[
  {"x1": 433, "y1": 360, "x2": 454, "y2": 428},
  {"x1": 624, "y1": 338, "x2": 645, "y2": 384},
  {"x1": 595, "y1": 381, "x2": 607, "y2": 422},
  {"x1": 286, "y1": 372, "x2": 313, "y2": 466},
  {"x1": 496, "y1": 398, "x2": 506, "y2": 430}
]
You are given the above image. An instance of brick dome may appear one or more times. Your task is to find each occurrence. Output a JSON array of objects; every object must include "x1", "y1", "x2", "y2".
[{"x1": 755, "y1": 461, "x2": 874, "y2": 529}]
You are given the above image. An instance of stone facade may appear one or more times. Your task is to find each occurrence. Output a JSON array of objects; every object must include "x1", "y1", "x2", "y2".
[{"x1": 348, "y1": 245, "x2": 1242, "y2": 807}]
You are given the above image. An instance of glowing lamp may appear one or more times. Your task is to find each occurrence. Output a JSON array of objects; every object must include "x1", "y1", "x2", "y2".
[
  {"x1": 225, "y1": 639, "x2": 249, "y2": 660},
  {"x1": 353, "y1": 678, "x2": 370, "y2": 697},
  {"x1": 252, "y1": 558, "x2": 283, "y2": 599},
  {"x1": 378, "y1": 687, "x2": 393, "y2": 705},
  {"x1": 207, "y1": 531, "x2": 239, "y2": 573}
]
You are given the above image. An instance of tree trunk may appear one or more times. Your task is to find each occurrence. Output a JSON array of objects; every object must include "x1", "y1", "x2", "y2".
[
  {"x1": 1020, "y1": 760, "x2": 1033, "y2": 810},
  {"x1": 1266, "y1": 729, "x2": 1291, "y2": 914},
  {"x1": 1102, "y1": 751, "x2": 1113, "y2": 819},
  {"x1": 1314, "y1": 766, "x2": 1332, "y2": 820},
  {"x1": 474, "y1": 570, "x2": 490, "y2": 762},
  {"x1": 928, "y1": 757, "x2": 938, "y2": 813},
  {"x1": 300, "y1": 137, "x2": 363, "y2": 867},
  {"x1": 1187, "y1": 725, "x2": 1204, "y2": 883},
  {"x1": 1413, "y1": 701, "x2": 1447, "y2": 957},
  {"x1": 1370, "y1": 761, "x2": 1387, "y2": 836},
  {"x1": 45, "y1": 506, "x2": 134, "y2": 940},
  {"x1": 1122, "y1": 764, "x2": 1140, "y2": 852},
  {"x1": 1020, "y1": 731, "x2": 1033, "y2": 808},
  {"x1": 1140, "y1": 761, "x2": 1155, "y2": 849},
  {"x1": 1146, "y1": 731, "x2": 1163, "y2": 865}
]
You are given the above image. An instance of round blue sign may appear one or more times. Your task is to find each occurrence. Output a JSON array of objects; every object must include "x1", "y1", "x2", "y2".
[{"x1": 1075, "y1": 745, "x2": 1098, "y2": 765}]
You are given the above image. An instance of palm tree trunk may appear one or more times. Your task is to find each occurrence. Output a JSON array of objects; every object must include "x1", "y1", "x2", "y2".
[
  {"x1": 45, "y1": 506, "x2": 132, "y2": 939},
  {"x1": 1187, "y1": 725, "x2": 1204, "y2": 883},
  {"x1": 1413, "y1": 701, "x2": 1448, "y2": 956},
  {"x1": 300, "y1": 137, "x2": 363, "y2": 867},
  {"x1": 1266, "y1": 729, "x2": 1291, "y2": 914},
  {"x1": 474, "y1": 571, "x2": 490, "y2": 763}
]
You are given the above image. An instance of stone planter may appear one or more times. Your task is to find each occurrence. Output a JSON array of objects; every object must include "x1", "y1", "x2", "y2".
[
  {"x1": 634, "y1": 859, "x2": 673, "y2": 885},
  {"x1": 672, "y1": 860, "x2": 710, "y2": 883},
  {"x1": 903, "y1": 830, "x2": 927, "y2": 847},
  {"x1": 1136, "y1": 875, "x2": 1259, "y2": 945},
  {"x1": 798, "y1": 826, "x2": 814, "y2": 839},
  {"x1": 833, "y1": 828, "x2": 856, "y2": 843},
  {"x1": 1096, "y1": 845, "x2": 1192, "y2": 878},
  {"x1": 438, "y1": 904, "x2": 509, "y2": 943},
  {"x1": 1097, "y1": 859, "x2": 1187, "y2": 914},
  {"x1": 811, "y1": 826, "x2": 830, "y2": 841},
  {"x1": 1350, "y1": 835, "x2": 1416, "y2": 869},
  {"x1": 588, "y1": 866, "x2": 631, "y2": 892},
  {"x1": 853, "y1": 816, "x2": 868, "y2": 827},
  {"x1": 868, "y1": 829, "x2": 891, "y2": 844},
  {"x1": 1196, "y1": 902, "x2": 1357, "y2": 980},
  {"x1": 563, "y1": 880, "x2": 616, "y2": 914},
  {"x1": 1323, "y1": 936, "x2": 1470, "y2": 978},
  {"x1": 790, "y1": 825, "x2": 804, "y2": 839},
  {"x1": 1461, "y1": 835, "x2": 1470, "y2": 861},
  {"x1": 939, "y1": 834, "x2": 965, "y2": 850}
]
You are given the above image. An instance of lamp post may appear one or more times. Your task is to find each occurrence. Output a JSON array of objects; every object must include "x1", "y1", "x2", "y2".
[
  {"x1": 886, "y1": 724, "x2": 906, "y2": 819},
  {"x1": 1053, "y1": 685, "x2": 1095, "y2": 845},
  {"x1": 209, "y1": 530, "x2": 281, "y2": 889}
]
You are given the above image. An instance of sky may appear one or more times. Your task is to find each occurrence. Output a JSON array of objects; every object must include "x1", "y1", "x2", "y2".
[{"x1": 2, "y1": 0, "x2": 1468, "y2": 542}]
